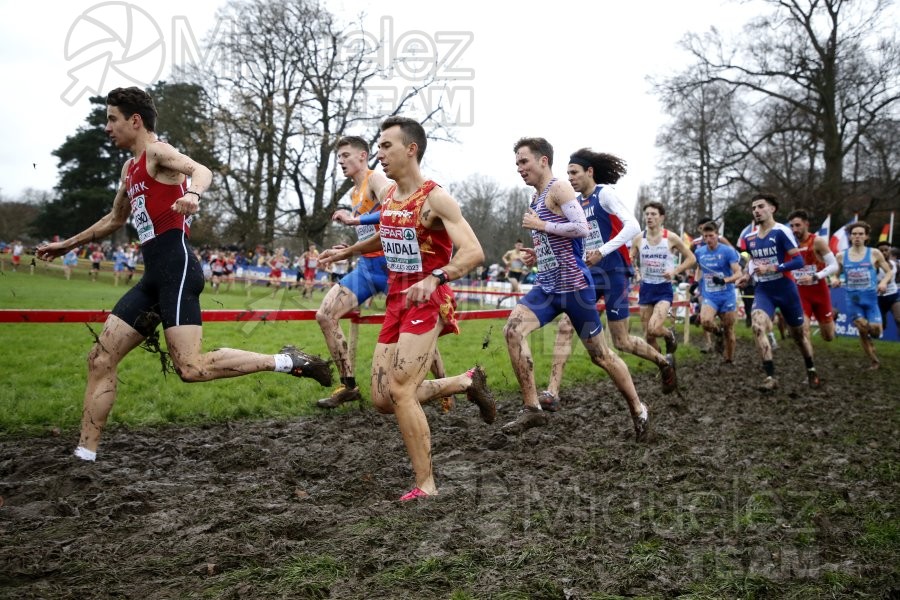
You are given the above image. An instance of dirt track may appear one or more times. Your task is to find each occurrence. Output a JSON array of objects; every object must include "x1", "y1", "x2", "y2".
[{"x1": 1, "y1": 340, "x2": 897, "y2": 599}]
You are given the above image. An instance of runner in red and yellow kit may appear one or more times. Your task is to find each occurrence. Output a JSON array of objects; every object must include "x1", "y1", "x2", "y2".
[
  {"x1": 319, "y1": 117, "x2": 495, "y2": 501},
  {"x1": 787, "y1": 209, "x2": 839, "y2": 342}
]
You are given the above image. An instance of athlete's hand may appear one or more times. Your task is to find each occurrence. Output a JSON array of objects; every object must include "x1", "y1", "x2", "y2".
[
  {"x1": 796, "y1": 274, "x2": 815, "y2": 285},
  {"x1": 171, "y1": 194, "x2": 200, "y2": 216},
  {"x1": 711, "y1": 276, "x2": 726, "y2": 285},
  {"x1": 736, "y1": 274, "x2": 750, "y2": 288},
  {"x1": 331, "y1": 209, "x2": 358, "y2": 226},
  {"x1": 522, "y1": 209, "x2": 544, "y2": 231},
  {"x1": 877, "y1": 281, "x2": 888, "y2": 294},
  {"x1": 585, "y1": 250, "x2": 602, "y2": 267},
  {"x1": 520, "y1": 247, "x2": 537, "y2": 267},
  {"x1": 35, "y1": 241, "x2": 67, "y2": 261},
  {"x1": 663, "y1": 269, "x2": 675, "y2": 281},
  {"x1": 404, "y1": 277, "x2": 437, "y2": 307},
  {"x1": 318, "y1": 247, "x2": 346, "y2": 266}
]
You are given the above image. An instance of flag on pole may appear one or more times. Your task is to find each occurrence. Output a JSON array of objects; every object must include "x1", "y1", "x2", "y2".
[
  {"x1": 878, "y1": 212, "x2": 894, "y2": 244},
  {"x1": 830, "y1": 213, "x2": 858, "y2": 254},
  {"x1": 816, "y1": 214, "x2": 831, "y2": 239},
  {"x1": 737, "y1": 222, "x2": 757, "y2": 250}
]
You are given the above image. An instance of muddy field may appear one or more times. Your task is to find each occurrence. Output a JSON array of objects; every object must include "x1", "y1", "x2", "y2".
[{"x1": 1, "y1": 340, "x2": 897, "y2": 599}]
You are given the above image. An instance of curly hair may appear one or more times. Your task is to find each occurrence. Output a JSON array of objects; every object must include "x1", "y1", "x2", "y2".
[{"x1": 107, "y1": 87, "x2": 158, "y2": 132}]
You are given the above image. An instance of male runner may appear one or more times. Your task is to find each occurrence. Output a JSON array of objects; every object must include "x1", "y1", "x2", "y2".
[
  {"x1": 632, "y1": 201, "x2": 696, "y2": 354},
  {"x1": 539, "y1": 150, "x2": 676, "y2": 412},
  {"x1": 318, "y1": 136, "x2": 450, "y2": 409},
  {"x1": 694, "y1": 222, "x2": 743, "y2": 362},
  {"x1": 787, "y1": 209, "x2": 839, "y2": 342},
  {"x1": 737, "y1": 193, "x2": 819, "y2": 390},
  {"x1": 501, "y1": 138, "x2": 649, "y2": 441},
  {"x1": 502, "y1": 240, "x2": 528, "y2": 293},
  {"x1": 319, "y1": 116, "x2": 495, "y2": 500},
  {"x1": 875, "y1": 241, "x2": 899, "y2": 332},
  {"x1": 36, "y1": 86, "x2": 331, "y2": 461},
  {"x1": 834, "y1": 222, "x2": 893, "y2": 369}
]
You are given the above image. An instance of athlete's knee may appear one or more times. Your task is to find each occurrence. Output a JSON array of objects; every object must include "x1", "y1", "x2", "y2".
[
  {"x1": 315, "y1": 306, "x2": 338, "y2": 329},
  {"x1": 610, "y1": 332, "x2": 631, "y2": 352},
  {"x1": 370, "y1": 391, "x2": 393, "y2": 414},
  {"x1": 503, "y1": 321, "x2": 525, "y2": 345},
  {"x1": 173, "y1": 361, "x2": 205, "y2": 383},
  {"x1": 86, "y1": 343, "x2": 116, "y2": 372}
]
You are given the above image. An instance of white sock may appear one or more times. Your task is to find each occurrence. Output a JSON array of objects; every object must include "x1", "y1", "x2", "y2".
[
  {"x1": 273, "y1": 353, "x2": 293, "y2": 373},
  {"x1": 638, "y1": 403, "x2": 648, "y2": 422},
  {"x1": 74, "y1": 446, "x2": 97, "y2": 461}
]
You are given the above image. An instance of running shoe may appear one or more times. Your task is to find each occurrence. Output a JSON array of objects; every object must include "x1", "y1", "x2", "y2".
[
  {"x1": 466, "y1": 366, "x2": 496, "y2": 424},
  {"x1": 660, "y1": 353, "x2": 677, "y2": 394},
  {"x1": 399, "y1": 487, "x2": 430, "y2": 502},
  {"x1": 316, "y1": 385, "x2": 362, "y2": 409},
  {"x1": 280, "y1": 345, "x2": 333, "y2": 386},
  {"x1": 634, "y1": 405, "x2": 653, "y2": 443},
  {"x1": 759, "y1": 376, "x2": 778, "y2": 391},
  {"x1": 807, "y1": 369, "x2": 821, "y2": 389},
  {"x1": 665, "y1": 328, "x2": 678, "y2": 355},
  {"x1": 501, "y1": 406, "x2": 548, "y2": 435},
  {"x1": 538, "y1": 390, "x2": 560, "y2": 412}
]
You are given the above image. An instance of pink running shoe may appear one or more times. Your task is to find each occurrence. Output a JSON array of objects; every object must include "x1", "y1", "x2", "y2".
[{"x1": 399, "y1": 487, "x2": 430, "y2": 502}]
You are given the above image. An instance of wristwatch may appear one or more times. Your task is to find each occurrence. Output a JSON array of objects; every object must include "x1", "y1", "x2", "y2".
[{"x1": 431, "y1": 268, "x2": 448, "y2": 285}]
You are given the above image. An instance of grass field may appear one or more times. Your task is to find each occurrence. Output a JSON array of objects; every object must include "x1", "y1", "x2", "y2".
[{"x1": 0, "y1": 260, "x2": 677, "y2": 434}]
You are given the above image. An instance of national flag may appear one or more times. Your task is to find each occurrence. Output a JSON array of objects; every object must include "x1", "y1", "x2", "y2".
[
  {"x1": 681, "y1": 231, "x2": 693, "y2": 246},
  {"x1": 830, "y1": 214, "x2": 858, "y2": 254},
  {"x1": 737, "y1": 222, "x2": 757, "y2": 250},
  {"x1": 816, "y1": 214, "x2": 831, "y2": 239},
  {"x1": 878, "y1": 212, "x2": 894, "y2": 244}
]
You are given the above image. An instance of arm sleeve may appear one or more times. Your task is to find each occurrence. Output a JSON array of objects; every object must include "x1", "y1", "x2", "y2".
[
  {"x1": 815, "y1": 251, "x2": 838, "y2": 280},
  {"x1": 542, "y1": 198, "x2": 588, "y2": 238},
  {"x1": 596, "y1": 187, "x2": 640, "y2": 257},
  {"x1": 776, "y1": 253, "x2": 804, "y2": 273},
  {"x1": 358, "y1": 211, "x2": 381, "y2": 226}
]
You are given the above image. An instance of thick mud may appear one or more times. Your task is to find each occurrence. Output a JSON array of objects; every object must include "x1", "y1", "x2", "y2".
[{"x1": 1, "y1": 341, "x2": 897, "y2": 599}]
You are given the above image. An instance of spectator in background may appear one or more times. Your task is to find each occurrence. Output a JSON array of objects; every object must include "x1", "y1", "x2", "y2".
[{"x1": 63, "y1": 247, "x2": 79, "y2": 280}]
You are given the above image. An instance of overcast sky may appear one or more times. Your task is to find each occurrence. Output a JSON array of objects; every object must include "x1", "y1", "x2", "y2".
[{"x1": 0, "y1": 0, "x2": 768, "y2": 210}]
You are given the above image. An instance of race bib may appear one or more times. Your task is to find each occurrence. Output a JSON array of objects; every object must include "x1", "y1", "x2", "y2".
[
  {"x1": 754, "y1": 256, "x2": 781, "y2": 282},
  {"x1": 130, "y1": 194, "x2": 156, "y2": 243},
  {"x1": 846, "y1": 268, "x2": 872, "y2": 290},
  {"x1": 703, "y1": 273, "x2": 726, "y2": 293},
  {"x1": 794, "y1": 264, "x2": 816, "y2": 285},
  {"x1": 534, "y1": 233, "x2": 559, "y2": 272},
  {"x1": 643, "y1": 257, "x2": 666, "y2": 279},
  {"x1": 584, "y1": 220, "x2": 604, "y2": 253},
  {"x1": 381, "y1": 225, "x2": 423, "y2": 272},
  {"x1": 356, "y1": 223, "x2": 377, "y2": 243}
]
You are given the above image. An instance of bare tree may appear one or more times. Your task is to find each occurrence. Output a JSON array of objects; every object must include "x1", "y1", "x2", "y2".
[
  {"x1": 681, "y1": 0, "x2": 900, "y2": 216},
  {"x1": 452, "y1": 175, "x2": 530, "y2": 265},
  {"x1": 180, "y1": 0, "x2": 461, "y2": 249},
  {"x1": 653, "y1": 68, "x2": 746, "y2": 228}
]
